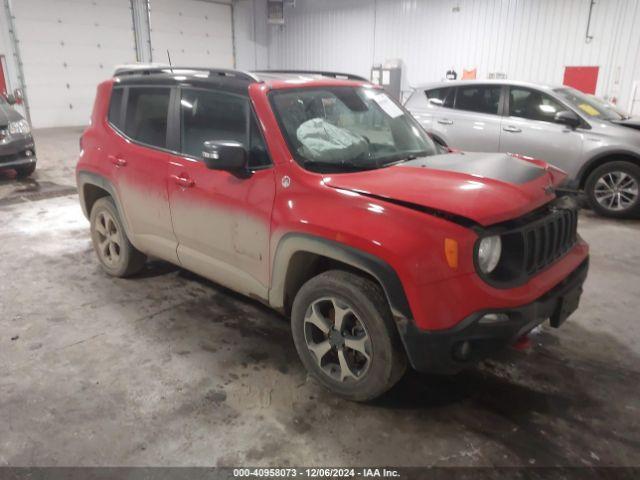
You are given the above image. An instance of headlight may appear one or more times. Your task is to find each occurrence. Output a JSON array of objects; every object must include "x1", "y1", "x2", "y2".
[
  {"x1": 477, "y1": 235, "x2": 502, "y2": 273},
  {"x1": 8, "y1": 119, "x2": 30, "y2": 135}
]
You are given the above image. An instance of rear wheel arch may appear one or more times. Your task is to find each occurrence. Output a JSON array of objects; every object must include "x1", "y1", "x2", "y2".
[
  {"x1": 77, "y1": 171, "x2": 133, "y2": 239},
  {"x1": 270, "y1": 234, "x2": 413, "y2": 323}
]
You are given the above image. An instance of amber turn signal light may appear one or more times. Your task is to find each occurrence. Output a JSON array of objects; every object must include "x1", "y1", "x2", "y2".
[{"x1": 444, "y1": 238, "x2": 458, "y2": 269}]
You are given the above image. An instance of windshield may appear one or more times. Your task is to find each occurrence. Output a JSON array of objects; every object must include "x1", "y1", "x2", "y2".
[
  {"x1": 553, "y1": 87, "x2": 626, "y2": 121},
  {"x1": 270, "y1": 86, "x2": 437, "y2": 172}
]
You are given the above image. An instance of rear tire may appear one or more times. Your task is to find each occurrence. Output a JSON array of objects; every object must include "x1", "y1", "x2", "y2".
[
  {"x1": 585, "y1": 161, "x2": 640, "y2": 218},
  {"x1": 15, "y1": 163, "x2": 36, "y2": 178},
  {"x1": 89, "y1": 197, "x2": 146, "y2": 277},
  {"x1": 291, "y1": 270, "x2": 407, "y2": 402}
]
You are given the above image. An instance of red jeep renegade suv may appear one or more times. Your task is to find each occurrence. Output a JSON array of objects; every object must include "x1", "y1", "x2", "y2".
[{"x1": 77, "y1": 67, "x2": 589, "y2": 401}]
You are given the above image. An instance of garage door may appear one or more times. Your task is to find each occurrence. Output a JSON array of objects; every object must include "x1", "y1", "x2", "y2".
[
  {"x1": 12, "y1": 0, "x2": 137, "y2": 128},
  {"x1": 149, "y1": 0, "x2": 234, "y2": 68}
]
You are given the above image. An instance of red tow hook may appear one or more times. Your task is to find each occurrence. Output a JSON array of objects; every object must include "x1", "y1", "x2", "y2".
[{"x1": 513, "y1": 334, "x2": 532, "y2": 351}]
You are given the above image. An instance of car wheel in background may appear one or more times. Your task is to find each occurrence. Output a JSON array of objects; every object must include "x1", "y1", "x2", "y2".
[
  {"x1": 585, "y1": 161, "x2": 640, "y2": 218},
  {"x1": 15, "y1": 164, "x2": 36, "y2": 178},
  {"x1": 89, "y1": 197, "x2": 146, "y2": 277},
  {"x1": 291, "y1": 270, "x2": 407, "y2": 401}
]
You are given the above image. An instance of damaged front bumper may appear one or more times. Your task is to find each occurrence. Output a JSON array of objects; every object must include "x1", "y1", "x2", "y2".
[{"x1": 398, "y1": 257, "x2": 589, "y2": 374}]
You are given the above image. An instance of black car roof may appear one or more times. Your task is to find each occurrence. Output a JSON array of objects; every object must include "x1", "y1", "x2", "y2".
[{"x1": 112, "y1": 66, "x2": 368, "y2": 96}]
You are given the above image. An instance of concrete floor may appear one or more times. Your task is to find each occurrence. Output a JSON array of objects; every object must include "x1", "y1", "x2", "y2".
[{"x1": 1, "y1": 128, "x2": 639, "y2": 467}]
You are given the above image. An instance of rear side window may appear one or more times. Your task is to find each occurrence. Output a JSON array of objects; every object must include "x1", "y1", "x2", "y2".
[
  {"x1": 425, "y1": 87, "x2": 454, "y2": 108},
  {"x1": 455, "y1": 85, "x2": 501, "y2": 115},
  {"x1": 108, "y1": 87, "x2": 124, "y2": 129},
  {"x1": 123, "y1": 87, "x2": 171, "y2": 149},
  {"x1": 180, "y1": 89, "x2": 247, "y2": 158}
]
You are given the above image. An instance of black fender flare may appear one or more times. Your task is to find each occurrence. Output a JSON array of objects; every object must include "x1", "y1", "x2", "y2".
[
  {"x1": 268, "y1": 233, "x2": 413, "y2": 322},
  {"x1": 77, "y1": 170, "x2": 134, "y2": 239}
]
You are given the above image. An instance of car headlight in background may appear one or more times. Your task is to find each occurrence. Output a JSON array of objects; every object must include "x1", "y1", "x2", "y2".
[
  {"x1": 8, "y1": 119, "x2": 31, "y2": 136},
  {"x1": 477, "y1": 235, "x2": 502, "y2": 273}
]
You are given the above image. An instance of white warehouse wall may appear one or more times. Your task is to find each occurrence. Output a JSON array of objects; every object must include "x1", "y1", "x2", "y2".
[{"x1": 238, "y1": 0, "x2": 640, "y2": 111}]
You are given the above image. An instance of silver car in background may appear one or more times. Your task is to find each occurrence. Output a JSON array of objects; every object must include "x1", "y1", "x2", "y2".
[{"x1": 405, "y1": 80, "x2": 640, "y2": 218}]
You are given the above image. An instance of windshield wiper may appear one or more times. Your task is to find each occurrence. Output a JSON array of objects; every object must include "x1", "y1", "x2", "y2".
[{"x1": 302, "y1": 159, "x2": 378, "y2": 172}]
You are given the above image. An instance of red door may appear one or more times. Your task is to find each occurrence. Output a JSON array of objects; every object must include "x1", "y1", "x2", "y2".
[
  {"x1": 563, "y1": 66, "x2": 599, "y2": 94},
  {"x1": 167, "y1": 88, "x2": 275, "y2": 300}
]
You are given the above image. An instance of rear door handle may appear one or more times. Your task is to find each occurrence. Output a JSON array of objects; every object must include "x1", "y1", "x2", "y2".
[
  {"x1": 171, "y1": 174, "x2": 194, "y2": 188},
  {"x1": 503, "y1": 126, "x2": 522, "y2": 133},
  {"x1": 438, "y1": 119, "x2": 454, "y2": 125},
  {"x1": 108, "y1": 155, "x2": 127, "y2": 167}
]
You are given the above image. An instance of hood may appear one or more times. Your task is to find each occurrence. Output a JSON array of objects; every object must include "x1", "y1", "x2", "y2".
[
  {"x1": 323, "y1": 152, "x2": 566, "y2": 226},
  {"x1": 610, "y1": 117, "x2": 640, "y2": 131}
]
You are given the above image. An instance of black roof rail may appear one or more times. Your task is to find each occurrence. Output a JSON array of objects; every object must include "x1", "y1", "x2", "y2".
[
  {"x1": 113, "y1": 65, "x2": 261, "y2": 83},
  {"x1": 253, "y1": 70, "x2": 369, "y2": 82}
]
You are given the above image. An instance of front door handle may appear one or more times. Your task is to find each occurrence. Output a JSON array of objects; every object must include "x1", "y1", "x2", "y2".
[
  {"x1": 503, "y1": 126, "x2": 522, "y2": 133},
  {"x1": 438, "y1": 118, "x2": 454, "y2": 125},
  {"x1": 171, "y1": 174, "x2": 194, "y2": 188},
  {"x1": 108, "y1": 155, "x2": 127, "y2": 167}
]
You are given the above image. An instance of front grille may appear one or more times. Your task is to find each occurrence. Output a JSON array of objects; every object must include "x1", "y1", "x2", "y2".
[
  {"x1": 477, "y1": 198, "x2": 579, "y2": 288},
  {"x1": 522, "y1": 208, "x2": 578, "y2": 277}
]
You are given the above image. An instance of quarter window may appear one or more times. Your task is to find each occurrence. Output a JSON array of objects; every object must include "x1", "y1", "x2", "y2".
[
  {"x1": 123, "y1": 87, "x2": 171, "y2": 148},
  {"x1": 509, "y1": 87, "x2": 565, "y2": 122},
  {"x1": 455, "y1": 85, "x2": 501, "y2": 115},
  {"x1": 108, "y1": 87, "x2": 124, "y2": 129}
]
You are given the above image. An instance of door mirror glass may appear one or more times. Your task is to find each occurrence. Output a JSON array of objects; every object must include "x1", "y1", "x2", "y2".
[
  {"x1": 554, "y1": 110, "x2": 580, "y2": 128},
  {"x1": 202, "y1": 140, "x2": 248, "y2": 171},
  {"x1": 5, "y1": 94, "x2": 16, "y2": 105}
]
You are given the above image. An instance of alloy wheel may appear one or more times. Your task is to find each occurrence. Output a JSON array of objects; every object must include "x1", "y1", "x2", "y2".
[
  {"x1": 594, "y1": 171, "x2": 639, "y2": 211},
  {"x1": 303, "y1": 296, "x2": 372, "y2": 382},
  {"x1": 94, "y1": 210, "x2": 122, "y2": 267}
]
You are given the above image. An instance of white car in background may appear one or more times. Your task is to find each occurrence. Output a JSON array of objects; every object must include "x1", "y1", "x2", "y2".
[{"x1": 405, "y1": 80, "x2": 640, "y2": 218}]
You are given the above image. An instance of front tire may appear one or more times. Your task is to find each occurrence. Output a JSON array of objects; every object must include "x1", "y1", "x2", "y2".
[
  {"x1": 89, "y1": 197, "x2": 146, "y2": 277},
  {"x1": 291, "y1": 270, "x2": 407, "y2": 401},
  {"x1": 585, "y1": 161, "x2": 640, "y2": 218}
]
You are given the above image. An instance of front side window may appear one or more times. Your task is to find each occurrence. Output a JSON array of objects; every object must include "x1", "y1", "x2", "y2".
[
  {"x1": 270, "y1": 86, "x2": 436, "y2": 172},
  {"x1": 455, "y1": 85, "x2": 501, "y2": 115},
  {"x1": 425, "y1": 87, "x2": 454, "y2": 108},
  {"x1": 553, "y1": 87, "x2": 626, "y2": 121},
  {"x1": 123, "y1": 87, "x2": 170, "y2": 148},
  {"x1": 509, "y1": 87, "x2": 565, "y2": 122},
  {"x1": 180, "y1": 89, "x2": 247, "y2": 158}
]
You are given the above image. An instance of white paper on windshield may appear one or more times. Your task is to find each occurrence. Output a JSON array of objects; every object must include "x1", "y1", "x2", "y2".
[{"x1": 373, "y1": 93, "x2": 404, "y2": 118}]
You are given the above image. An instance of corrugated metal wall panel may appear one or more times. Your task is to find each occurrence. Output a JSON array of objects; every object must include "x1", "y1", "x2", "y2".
[{"x1": 254, "y1": 0, "x2": 640, "y2": 108}]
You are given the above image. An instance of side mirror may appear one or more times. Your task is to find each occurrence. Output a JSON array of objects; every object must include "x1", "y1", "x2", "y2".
[
  {"x1": 202, "y1": 140, "x2": 247, "y2": 172},
  {"x1": 5, "y1": 94, "x2": 15, "y2": 105},
  {"x1": 554, "y1": 110, "x2": 580, "y2": 128},
  {"x1": 428, "y1": 98, "x2": 444, "y2": 106}
]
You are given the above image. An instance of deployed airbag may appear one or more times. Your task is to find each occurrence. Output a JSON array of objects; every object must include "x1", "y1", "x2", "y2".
[{"x1": 296, "y1": 118, "x2": 369, "y2": 163}]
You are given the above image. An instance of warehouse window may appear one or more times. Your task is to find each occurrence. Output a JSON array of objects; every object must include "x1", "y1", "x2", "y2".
[
  {"x1": 425, "y1": 87, "x2": 454, "y2": 108},
  {"x1": 455, "y1": 85, "x2": 501, "y2": 115},
  {"x1": 123, "y1": 87, "x2": 171, "y2": 149},
  {"x1": 509, "y1": 87, "x2": 564, "y2": 123},
  {"x1": 108, "y1": 88, "x2": 124, "y2": 130}
]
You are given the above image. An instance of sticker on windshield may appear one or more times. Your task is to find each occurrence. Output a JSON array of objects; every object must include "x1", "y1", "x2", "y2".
[
  {"x1": 373, "y1": 93, "x2": 404, "y2": 118},
  {"x1": 578, "y1": 103, "x2": 599, "y2": 116}
]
